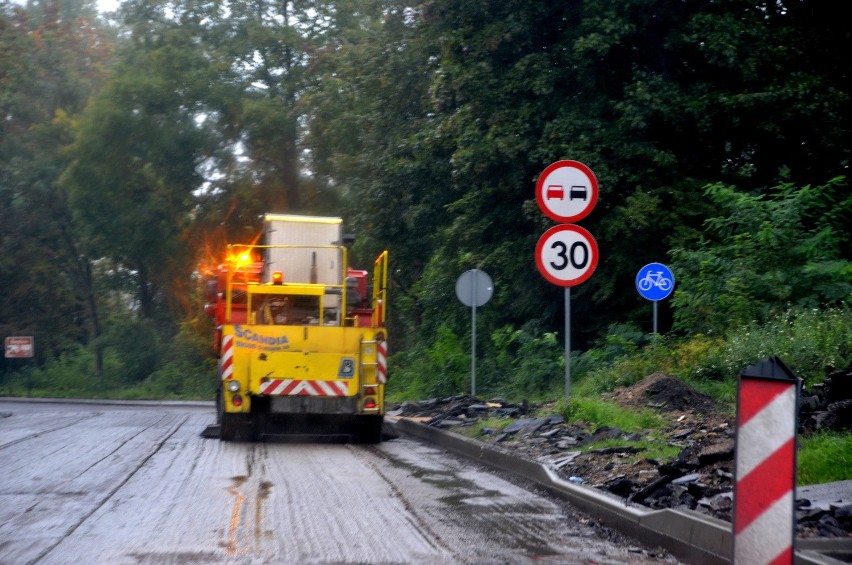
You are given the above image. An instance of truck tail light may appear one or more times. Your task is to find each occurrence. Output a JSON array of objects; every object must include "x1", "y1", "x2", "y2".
[
  {"x1": 364, "y1": 386, "x2": 376, "y2": 395},
  {"x1": 232, "y1": 394, "x2": 243, "y2": 407},
  {"x1": 364, "y1": 397, "x2": 377, "y2": 410},
  {"x1": 226, "y1": 379, "x2": 240, "y2": 392}
]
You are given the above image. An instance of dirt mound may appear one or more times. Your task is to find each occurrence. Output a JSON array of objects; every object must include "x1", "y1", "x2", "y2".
[{"x1": 609, "y1": 373, "x2": 717, "y2": 414}]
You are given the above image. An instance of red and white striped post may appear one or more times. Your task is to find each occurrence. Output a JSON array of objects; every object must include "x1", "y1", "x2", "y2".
[
  {"x1": 733, "y1": 356, "x2": 800, "y2": 564},
  {"x1": 377, "y1": 340, "x2": 388, "y2": 384},
  {"x1": 221, "y1": 334, "x2": 234, "y2": 381}
]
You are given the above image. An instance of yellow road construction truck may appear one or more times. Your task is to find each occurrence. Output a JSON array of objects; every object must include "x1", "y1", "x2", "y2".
[{"x1": 205, "y1": 214, "x2": 389, "y2": 442}]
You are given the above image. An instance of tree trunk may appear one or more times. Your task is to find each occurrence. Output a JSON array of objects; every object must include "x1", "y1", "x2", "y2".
[{"x1": 137, "y1": 263, "x2": 155, "y2": 319}]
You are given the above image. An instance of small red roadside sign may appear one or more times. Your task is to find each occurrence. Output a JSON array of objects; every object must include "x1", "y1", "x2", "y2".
[{"x1": 5, "y1": 336, "x2": 34, "y2": 358}]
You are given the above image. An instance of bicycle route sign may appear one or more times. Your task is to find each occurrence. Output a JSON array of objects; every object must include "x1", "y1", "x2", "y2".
[
  {"x1": 535, "y1": 160, "x2": 599, "y2": 223},
  {"x1": 635, "y1": 263, "x2": 675, "y2": 301},
  {"x1": 535, "y1": 224, "x2": 599, "y2": 287}
]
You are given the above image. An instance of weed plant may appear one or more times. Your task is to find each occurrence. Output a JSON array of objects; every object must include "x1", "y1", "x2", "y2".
[
  {"x1": 555, "y1": 396, "x2": 665, "y2": 432},
  {"x1": 579, "y1": 437, "x2": 682, "y2": 466}
]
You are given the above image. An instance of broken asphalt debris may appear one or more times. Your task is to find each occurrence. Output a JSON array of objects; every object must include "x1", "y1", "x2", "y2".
[{"x1": 390, "y1": 369, "x2": 852, "y2": 539}]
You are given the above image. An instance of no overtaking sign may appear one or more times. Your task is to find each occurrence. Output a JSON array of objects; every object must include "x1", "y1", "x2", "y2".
[{"x1": 535, "y1": 160, "x2": 599, "y2": 223}]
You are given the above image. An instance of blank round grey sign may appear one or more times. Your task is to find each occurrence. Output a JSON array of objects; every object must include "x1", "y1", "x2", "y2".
[{"x1": 455, "y1": 269, "x2": 493, "y2": 307}]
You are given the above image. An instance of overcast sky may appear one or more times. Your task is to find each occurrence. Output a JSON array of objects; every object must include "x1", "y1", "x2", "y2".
[
  {"x1": 97, "y1": 0, "x2": 119, "y2": 12},
  {"x1": 11, "y1": 0, "x2": 120, "y2": 13}
]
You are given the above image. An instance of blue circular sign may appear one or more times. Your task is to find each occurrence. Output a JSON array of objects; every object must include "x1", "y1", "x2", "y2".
[{"x1": 635, "y1": 263, "x2": 675, "y2": 301}]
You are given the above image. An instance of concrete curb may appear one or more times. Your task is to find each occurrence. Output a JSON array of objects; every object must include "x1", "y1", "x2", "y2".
[{"x1": 390, "y1": 417, "x2": 849, "y2": 565}]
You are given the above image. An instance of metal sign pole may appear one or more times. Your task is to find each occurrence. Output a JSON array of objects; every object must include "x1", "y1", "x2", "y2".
[
  {"x1": 565, "y1": 287, "x2": 571, "y2": 399},
  {"x1": 471, "y1": 274, "x2": 478, "y2": 398},
  {"x1": 653, "y1": 301, "x2": 658, "y2": 335},
  {"x1": 456, "y1": 269, "x2": 492, "y2": 399},
  {"x1": 471, "y1": 303, "x2": 477, "y2": 397}
]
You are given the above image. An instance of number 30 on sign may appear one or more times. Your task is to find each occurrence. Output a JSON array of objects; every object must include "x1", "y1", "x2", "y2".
[{"x1": 535, "y1": 224, "x2": 599, "y2": 287}]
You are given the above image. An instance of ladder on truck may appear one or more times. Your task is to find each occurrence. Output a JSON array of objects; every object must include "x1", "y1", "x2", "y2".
[{"x1": 359, "y1": 337, "x2": 385, "y2": 414}]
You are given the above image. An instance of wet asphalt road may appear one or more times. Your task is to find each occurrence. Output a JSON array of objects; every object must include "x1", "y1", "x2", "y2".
[{"x1": 0, "y1": 399, "x2": 677, "y2": 564}]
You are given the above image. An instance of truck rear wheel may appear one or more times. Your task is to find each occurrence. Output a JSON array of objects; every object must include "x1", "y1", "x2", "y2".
[
  {"x1": 220, "y1": 413, "x2": 250, "y2": 441},
  {"x1": 356, "y1": 416, "x2": 384, "y2": 444},
  {"x1": 217, "y1": 386, "x2": 250, "y2": 441}
]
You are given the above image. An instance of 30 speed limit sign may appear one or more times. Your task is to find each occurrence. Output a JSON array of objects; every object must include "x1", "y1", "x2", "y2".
[{"x1": 535, "y1": 224, "x2": 599, "y2": 287}]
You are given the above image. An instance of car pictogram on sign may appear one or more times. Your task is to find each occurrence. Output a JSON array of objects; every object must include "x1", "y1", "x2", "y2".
[
  {"x1": 546, "y1": 185, "x2": 564, "y2": 200},
  {"x1": 546, "y1": 185, "x2": 588, "y2": 201}
]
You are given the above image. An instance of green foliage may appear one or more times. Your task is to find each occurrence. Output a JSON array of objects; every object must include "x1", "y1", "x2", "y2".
[
  {"x1": 0, "y1": 1, "x2": 113, "y2": 363},
  {"x1": 571, "y1": 305, "x2": 851, "y2": 406},
  {"x1": 556, "y1": 396, "x2": 665, "y2": 433},
  {"x1": 18, "y1": 346, "x2": 99, "y2": 397},
  {"x1": 574, "y1": 338, "x2": 674, "y2": 397},
  {"x1": 3, "y1": 319, "x2": 215, "y2": 400},
  {"x1": 571, "y1": 323, "x2": 650, "y2": 381},
  {"x1": 581, "y1": 437, "x2": 682, "y2": 466},
  {"x1": 691, "y1": 306, "x2": 852, "y2": 385},
  {"x1": 798, "y1": 432, "x2": 852, "y2": 485},
  {"x1": 491, "y1": 323, "x2": 563, "y2": 398},
  {"x1": 386, "y1": 323, "x2": 469, "y2": 401},
  {"x1": 99, "y1": 317, "x2": 160, "y2": 384},
  {"x1": 63, "y1": 55, "x2": 208, "y2": 320},
  {"x1": 391, "y1": 303, "x2": 849, "y2": 405},
  {"x1": 123, "y1": 357, "x2": 215, "y2": 400},
  {"x1": 454, "y1": 417, "x2": 514, "y2": 440},
  {"x1": 123, "y1": 319, "x2": 214, "y2": 398},
  {"x1": 671, "y1": 178, "x2": 851, "y2": 334}
]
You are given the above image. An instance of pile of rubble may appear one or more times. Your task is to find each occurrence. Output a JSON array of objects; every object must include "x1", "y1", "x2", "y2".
[
  {"x1": 800, "y1": 367, "x2": 852, "y2": 433},
  {"x1": 390, "y1": 369, "x2": 852, "y2": 539}
]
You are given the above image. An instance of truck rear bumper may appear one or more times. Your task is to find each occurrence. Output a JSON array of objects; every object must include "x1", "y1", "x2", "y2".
[{"x1": 268, "y1": 395, "x2": 360, "y2": 415}]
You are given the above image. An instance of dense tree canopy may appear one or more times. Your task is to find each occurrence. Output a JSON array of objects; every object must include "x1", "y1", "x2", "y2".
[
  {"x1": 0, "y1": 0, "x2": 112, "y2": 362},
  {"x1": 1, "y1": 0, "x2": 849, "y2": 393}
]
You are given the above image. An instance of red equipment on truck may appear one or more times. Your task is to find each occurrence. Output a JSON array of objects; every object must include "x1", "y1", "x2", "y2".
[{"x1": 205, "y1": 214, "x2": 389, "y2": 442}]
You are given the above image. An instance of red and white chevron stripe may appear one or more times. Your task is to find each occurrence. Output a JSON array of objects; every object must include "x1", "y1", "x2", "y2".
[
  {"x1": 733, "y1": 376, "x2": 798, "y2": 565},
  {"x1": 221, "y1": 334, "x2": 234, "y2": 381},
  {"x1": 377, "y1": 341, "x2": 388, "y2": 384},
  {"x1": 259, "y1": 379, "x2": 349, "y2": 397}
]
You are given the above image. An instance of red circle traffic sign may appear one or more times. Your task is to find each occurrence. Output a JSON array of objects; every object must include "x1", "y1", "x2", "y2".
[
  {"x1": 535, "y1": 224, "x2": 599, "y2": 287},
  {"x1": 536, "y1": 160, "x2": 598, "y2": 223}
]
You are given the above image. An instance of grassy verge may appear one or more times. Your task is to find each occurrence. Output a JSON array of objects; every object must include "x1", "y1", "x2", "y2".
[
  {"x1": 798, "y1": 432, "x2": 852, "y2": 485},
  {"x1": 580, "y1": 437, "x2": 682, "y2": 465},
  {"x1": 557, "y1": 398, "x2": 679, "y2": 464}
]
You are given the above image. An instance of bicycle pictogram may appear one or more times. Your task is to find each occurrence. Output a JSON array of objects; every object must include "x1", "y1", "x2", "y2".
[
  {"x1": 638, "y1": 270, "x2": 672, "y2": 292},
  {"x1": 635, "y1": 263, "x2": 675, "y2": 302}
]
